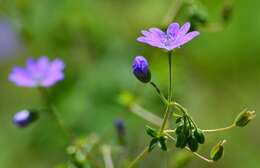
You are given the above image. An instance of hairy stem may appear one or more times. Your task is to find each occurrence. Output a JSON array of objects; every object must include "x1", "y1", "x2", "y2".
[
  {"x1": 160, "y1": 52, "x2": 173, "y2": 133},
  {"x1": 127, "y1": 147, "x2": 149, "y2": 168},
  {"x1": 203, "y1": 124, "x2": 236, "y2": 133},
  {"x1": 38, "y1": 87, "x2": 74, "y2": 141},
  {"x1": 166, "y1": 133, "x2": 214, "y2": 163},
  {"x1": 150, "y1": 81, "x2": 169, "y2": 106}
]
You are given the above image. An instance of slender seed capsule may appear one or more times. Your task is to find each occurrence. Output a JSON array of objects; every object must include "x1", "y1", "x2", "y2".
[
  {"x1": 194, "y1": 129, "x2": 205, "y2": 144},
  {"x1": 132, "y1": 56, "x2": 151, "y2": 83},
  {"x1": 188, "y1": 136, "x2": 199, "y2": 152},
  {"x1": 13, "y1": 109, "x2": 38, "y2": 127}
]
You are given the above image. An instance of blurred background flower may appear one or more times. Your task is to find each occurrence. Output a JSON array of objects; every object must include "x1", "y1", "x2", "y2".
[
  {"x1": 0, "y1": 18, "x2": 22, "y2": 60},
  {"x1": 0, "y1": 0, "x2": 259, "y2": 168}
]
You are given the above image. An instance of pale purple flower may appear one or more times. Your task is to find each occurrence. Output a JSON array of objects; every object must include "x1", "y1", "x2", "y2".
[
  {"x1": 9, "y1": 56, "x2": 65, "y2": 87},
  {"x1": 137, "y1": 22, "x2": 200, "y2": 51},
  {"x1": 0, "y1": 19, "x2": 22, "y2": 59}
]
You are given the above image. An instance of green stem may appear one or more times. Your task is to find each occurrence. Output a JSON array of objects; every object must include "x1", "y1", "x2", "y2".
[
  {"x1": 159, "y1": 52, "x2": 173, "y2": 133},
  {"x1": 150, "y1": 81, "x2": 169, "y2": 106},
  {"x1": 173, "y1": 102, "x2": 198, "y2": 129},
  {"x1": 203, "y1": 124, "x2": 236, "y2": 133},
  {"x1": 165, "y1": 133, "x2": 214, "y2": 163},
  {"x1": 127, "y1": 147, "x2": 149, "y2": 168},
  {"x1": 38, "y1": 87, "x2": 73, "y2": 141}
]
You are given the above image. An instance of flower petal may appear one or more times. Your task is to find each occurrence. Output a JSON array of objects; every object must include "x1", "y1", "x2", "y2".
[
  {"x1": 177, "y1": 31, "x2": 200, "y2": 46},
  {"x1": 9, "y1": 67, "x2": 37, "y2": 87},
  {"x1": 137, "y1": 27, "x2": 166, "y2": 49},
  {"x1": 177, "y1": 22, "x2": 191, "y2": 38},
  {"x1": 167, "y1": 22, "x2": 180, "y2": 38},
  {"x1": 41, "y1": 59, "x2": 65, "y2": 87}
]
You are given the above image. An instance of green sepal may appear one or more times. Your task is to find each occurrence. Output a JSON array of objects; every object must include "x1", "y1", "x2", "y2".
[
  {"x1": 176, "y1": 124, "x2": 183, "y2": 135},
  {"x1": 148, "y1": 138, "x2": 158, "y2": 152},
  {"x1": 194, "y1": 129, "x2": 205, "y2": 144},
  {"x1": 158, "y1": 136, "x2": 167, "y2": 151},
  {"x1": 234, "y1": 109, "x2": 256, "y2": 127},
  {"x1": 145, "y1": 125, "x2": 157, "y2": 138},
  {"x1": 188, "y1": 136, "x2": 199, "y2": 152},
  {"x1": 210, "y1": 140, "x2": 226, "y2": 161},
  {"x1": 176, "y1": 117, "x2": 183, "y2": 124}
]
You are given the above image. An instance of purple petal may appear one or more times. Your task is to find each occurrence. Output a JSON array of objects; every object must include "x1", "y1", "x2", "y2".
[
  {"x1": 137, "y1": 27, "x2": 166, "y2": 49},
  {"x1": 41, "y1": 59, "x2": 65, "y2": 87},
  {"x1": 177, "y1": 22, "x2": 191, "y2": 38},
  {"x1": 167, "y1": 22, "x2": 180, "y2": 38},
  {"x1": 177, "y1": 31, "x2": 200, "y2": 46},
  {"x1": 9, "y1": 67, "x2": 37, "y2": 87}
]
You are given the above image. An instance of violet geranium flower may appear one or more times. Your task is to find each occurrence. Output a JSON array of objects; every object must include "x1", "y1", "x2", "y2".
[
  {"x1": 9, "y1": 56, "x2": 65, "y2": 87},
  {"x1": 137, "y1": 22, "x2": 199, "y2": 51}
]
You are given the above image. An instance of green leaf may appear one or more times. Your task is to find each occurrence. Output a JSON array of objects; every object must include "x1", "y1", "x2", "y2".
[
  {"x1": 210, "y1": 140, "x2": 226, "y2": 161},
  {"x1": 148, "y1": 138, "x2": 158, "y2": 152},
  {"x1": 158, "y1": 137, "x2": 167, "y2": 151},
  {"x1": 145, "y1": 125, "x2": 157, "y2": 138}
]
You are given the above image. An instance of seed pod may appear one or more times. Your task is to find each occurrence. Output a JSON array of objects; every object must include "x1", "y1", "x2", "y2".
[
  {"x1": 188, "y1": 136, "x2": 199, "y2": 152},
  {"x1": 210, "y1": 140, "x2": 226, "y2": 161},
  {"x1": 235, "y1": 109, "x2": 256, "y2": 127},
  {"x1": 194, "y1": 129, "x2": 205, "y2": 144},
  {"x1": 176, "y1": 124, "x2": 183, "y2": 135}
]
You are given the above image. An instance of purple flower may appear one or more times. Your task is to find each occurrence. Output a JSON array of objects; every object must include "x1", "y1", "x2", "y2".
[
  {"x1": 9, "y1": 56, "x2": 65, "y2": 87},
  {"x1": 13, "y1": 110, "x2": 38, "y2": 128},
  {"x1": 132, "y1": 56, "x2": 151, "y2": 83},
  {"x1": 137, "y1": 22, "x2": 200, "y2": 51},
  {"x1": 0, "y1": 18, "x2": 22, "y2": 59}
]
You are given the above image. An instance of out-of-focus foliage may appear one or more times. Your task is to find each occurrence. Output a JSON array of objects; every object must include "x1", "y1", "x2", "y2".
[{"x1": 0, "y1": 0, "x2": 259, "y2": 167}]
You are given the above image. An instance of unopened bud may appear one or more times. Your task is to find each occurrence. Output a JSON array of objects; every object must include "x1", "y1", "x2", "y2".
[
  {"x1": 132, "y1": 56, "x2": 151, "y2": 83},
  {"x1": 13, "y1": 109, "x2": 38, "y2": 128}
]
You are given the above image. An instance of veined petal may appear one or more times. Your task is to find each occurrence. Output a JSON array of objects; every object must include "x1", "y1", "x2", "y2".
[
  {"x1": 177, "y1": 22, "x2": 191, "y2": 38},
  {"x1": 137, "y1": 27, "x2": 166, "y2": 49},
  {"x1": 177, "y1": 31, "x2": 200, "y2": 46},
  {"x1": 167, "y1": 22, "x2": 180, "y2": 38}
]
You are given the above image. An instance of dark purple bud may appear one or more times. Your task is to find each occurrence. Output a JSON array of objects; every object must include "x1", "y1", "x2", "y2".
[
  {"x1": 13, "y1": 110, "x2": 38, "y2": 128},
  {"x1": 132, "y1": 56, "x2": 151, "y2": 83},
  {"x1": 114, "y1": 119, "x2": 126, "y2": 145}
]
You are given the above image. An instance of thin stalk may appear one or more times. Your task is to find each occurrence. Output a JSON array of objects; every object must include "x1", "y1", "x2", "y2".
[
  {"x1": 203, "y1": 124, "x2": 236, "y2": 133},
  {"x1": 150, "y1": 81, "x2": 169, "y2": 106},
  {"x1": 159, "y1": 52, "x2": 173, "y2": 133},
  {"x1": 38, "y1": 87, "x2": 74, "y2": 141},
  {"x1": 127, "y1": 147, "x2": 149, "y2": 168},
  {"x1": 173, "y1": 102, "x2": 198, "y2": 129},
  {"x1": 102, "y1": 145, "x2": 114, "y2": 168},
  {"x1": 165, "y1": 133, "x2": 214, "y2": 163}
]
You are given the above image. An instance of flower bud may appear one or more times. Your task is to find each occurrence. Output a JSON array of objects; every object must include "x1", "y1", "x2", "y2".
[
  {"x1": 235, "y1": 109, "x2": 256, "y2": 127},
  {"x1": 13, "y1": 109, "x2": 38, "y2": 127},
  {"x1": 210, "y1": 140, "x2": 226, "y2": 161},
  {"x1": 132, "y1": 56, "x2": 151, "y2": 83},
  {"x1": 114, "y1": 119, "x2": 126, "y2": 145}
]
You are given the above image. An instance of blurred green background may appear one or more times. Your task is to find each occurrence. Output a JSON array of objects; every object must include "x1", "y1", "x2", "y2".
[{"x1": 0, "y1": 0, "x2": 259, "y2": 167}]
